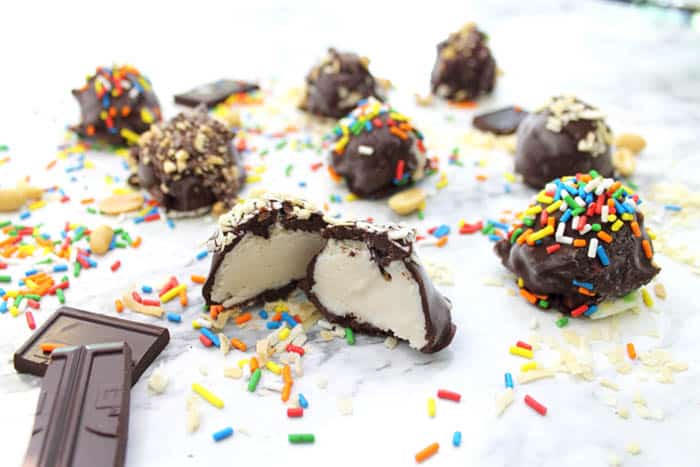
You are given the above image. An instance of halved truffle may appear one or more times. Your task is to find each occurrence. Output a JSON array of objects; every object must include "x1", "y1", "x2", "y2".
[
  {"x1": 304, "y1": 221, "x2": 455, "y2": 353},
  {"x1": 430, "y1": 23, "x2": 497, "y2": 102},
  {"x1": 203, "y1": 194, "x2": 328, "y2": 308},
  {"x1": 515, "y1": 95, "x2": 614, "y2": 189},
  {"x1": 72, "y1": 65, "x2": 161, "y2": 145},
  {"x1": 494, "y1": 173, "x2": 660, "y2": 317},
  {"x1": 130, "y1": 107, "x2": 245, "y2": 216},
  {"x1": 329, "y1": 97, "x2": 429, "y2": 198},
  {"x1": 300, "y1": 48, "x2": 383, "y2": 119}
]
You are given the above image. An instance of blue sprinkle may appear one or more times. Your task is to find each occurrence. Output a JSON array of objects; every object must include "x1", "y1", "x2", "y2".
[
  {"x1": 281, "y1": 312, "x2": 297, "y2": 328},
  {"x1": 298, "y1": 393, "x2": 309, "y2": 409},
  {"x1": 167, "y1": 219, "x2": 175, "y2": 229},
  {"x1": 488, "y1": 234, "x2": 501, "y2": 242},
  {"x1": 266, "y1": 321, "x2": 281, "y2": 330},
  {"x1": 133, "y1": 216, "x2": 145, "y2": 224},
  {"x1": 452, "y1": 431, "x2": 462, "y2": 447},
  {"x1": 86, "y1": 257, "x2": 97, "y2": 268},
  {"x1": 167, "y1": 313, "x2": 182, "y2": 323},
  {"x1": 0, "y1": 288, "x2": 5, "y2": 297},
  {"x1": 196, "y1": 250, "x2": 208, "y2": 260},
  {"x1": 212, "y1": 427, "x2": 233, "y2": 442},
  {"x1": 298, "y1": 181, "x2": 307, "y2": 188},
  {"x1": 487, "y1": 220, "x2": 509, "y2": 231},
  {"x1": 200, "y1": 328, "x2": 220, "y2": 347},
  {"x1": 142, "y1": 285, "x2": 153, "y2": 294},
  {"x1": 664, "y1": 204, "x2": 682, "y2": 212},
  {"x1": 121, "y1": 160, "x2": 130, "y2": 171},
  {"x1": 0, "y1": 301, "x2": 7, "y2": 313},
  {"x1": 505, "y1": 372, "x2": 514, "y2": 389},
  {"x1": 258, "y1": 310, "x2": 269, "y2": 319},
  {"x1": 433, "y1": 224, "x2": 451, "y2": 238},
  {"x1": 19, "y1": 211, "x2": 30, "y2": 220},
  {"x1": 572, "y1": 280, "x2": 593, "y2": 290},
  {"x1": 504, "y1": 184, "x2": 511, "y2": 193},
  {"x1": 597, "y1": 245, "x2": 610, "y2": 266},
  {"x1": 19, "y1": 280, "x2": 25, "y2": 286},
  {"x1": 25, "y1": 269, "x2": 39, "y2": 277},
  {"x1": 560, "y1": 210, "x2": 572, "y2": 223},
  {"x1": 584, "y1": 305, "x2": 599, "y2": 317}
]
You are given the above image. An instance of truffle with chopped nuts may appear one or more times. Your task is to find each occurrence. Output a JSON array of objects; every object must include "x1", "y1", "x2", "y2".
[
  {"x1": 130, "y1": 107, "x2": 245, "y2": 215},
  {"x1": 303, "y1": 221, "x2": 456, "y2": 353},
  {"x1": 72, "y1": 65, "x2": 162, "y2": 145},
  {"x1": 430, "y1": 23, "x2": 497, "y2": 102},
  {"x1": 300, "y1": 48, "x2": 383, "y2": 119},
  {"x1": 494, "y1": 174, "x2": 660, "y2": 317},
  {"x1": 329, "y1": 97, "x2": 429, "y2": 199},
  {"x1": 203, "y1": 194, "x2": 328, "y2": 308},
  {"x1": 515, "y1": 95, "x2": 614, "y2": 189}
]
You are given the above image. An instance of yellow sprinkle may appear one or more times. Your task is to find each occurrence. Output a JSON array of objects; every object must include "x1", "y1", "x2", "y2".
[
  {"x1": 141, "y1": 107, "x2": 154, "y2": 124},
  {"x1": 521, "y1": 361, "x2": 538, "y2": 372},
  {"x1": 517, "y1": 277, "x2": 524, "y2": 288},
  {"x1": 279, "y1": 327, "x2": 290, "y2": 341},
  {"x1": 527, "y1": 226, "x2": 554, "y2": 243},
  {"x1": 237, "y1": 359, "x2": 250, "y2": 368},
  {"x1": 191, "y1": 383, "x2": 224, "y2": 409},
  {"x1": 345, "y1": 193, "x2": 358, "y2": 202},
  {"x1": 436, "y1": 171, "x2": 448, "y2": 189},
  {"x1": 504, "y1": 172, "x2": 516, "y2": 183},
  {"x1": 611, "y1": 219, "x2": 624, "y2": 232},
  {"x1": 266, "y1": 361, "x2": 282, "y2": 375},
  {"x1": 112, "y1": 187, "x2": 133, "y2": 195},
  {"x1": 254, "y1": 165, "x2": 267, "y2": 174},
  {"x1": 458, "y1": 219, "x2": 465, "y2": 228},
  {"x1": 192, "y1": 320, "x2": 202, "y2": 329},
  {"x1": 608, "y1": 214, "x2": 617, "y2": 223},
  {"x1": 646, "y1": 228, "x2": 656, "y2": 240},
  {"x1": 10, "y1": 306, "x2": 20, "y2": 317},
  {"x1": 246, "y1": 175, "x2": 262, "y2": 183},
  {"x1": 28, "y1": 200, "x2": 46, "y2": 211},
  {"x1": 25, "y1": 279, "x2": 39, "y2": 290},
  {"x1": 4, "y1": 290, "x2": 20, "y2": 298},
  {"x1": 622, "y1": 185, "x2": 635, "y2": 195},
  {"x1": 105, "y1": 175, "x2": 114, "y2": 185},
  {"x1": 510, "y1": 346, "x2": 534, "y2": 359},
  {"x1": 536, "y1": 194, "x2": 554, "y2": 204},
  {"x1": 120, "y1": 128, "x2": 141, "y2": 144},
  {"x1": 138, "y1": 206, "x2": 152, "y2": 216},
  {"x1": 621, "y1": 213, "x2": 634, "y2": 221},
  {"x1": 100, "y1": 110, "x2": 108, "y2": 120},
  {"x1": 546, "y1": 200, "x2": 563, "y2": 213},
  {"x1": 524, "y1": 205, "x2": 543, "y2": 215},
  {"x1": 114, "y1": 148, "x2": 130, "y2": 158},
  {"x1": 641, "y1": 288, "x2": 654, "y2": 308},
  {"x1": 427, "y1": 397, "x2": 436, "y2": 417},
  {"x1": 334, "y1": 136, "x2": 349, "y2": 153},
  {"x1": 160, "y1": 284, "x2": 186, "y2": 303},
  {"x1": 84, "y1": 160, "x2": 95, "y2": 169}
]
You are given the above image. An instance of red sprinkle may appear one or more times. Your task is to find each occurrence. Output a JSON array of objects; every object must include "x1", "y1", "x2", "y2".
[
  {"x1": 199, "y1": 334, "x2": 213, "y2": 347},
  {"x1": 524, "y1": 394, "x2": 547, "y2": 416},
  {"x1": 142, "y1": 299, "x2": 160, "y2": 307},
  {"x1": 0, "y1": 262, "x2": 7, "y2": 269},
  {"x1": 144, "y1": 213, "x2": 160, "y2": 222},
  {"x1": 132, "y1": 291, "x2": 143, "y2": 303},
  {"x1": 286, "y1": 344, "x2": 305, "y2": 356},
  {"x1": 516, "y1": 340, "x2": 532, "y2": 351},
  {"x1": 159, "y1": 277, "x2": 178, "y2": 296},
  {"x1": 110, "y1": 260, "x2": 121, "y2": 272},
  {"x1": 571, "y1": 304, "x2": 589, "y2": 317},
  {"x1": 310, "y1": 162, "x2": 323, "y2": 172},
  {"x1": 437, "y1": 389, "x2": 461, "y2": 402},
  {"x1": 287, "y1": 407, "x2": 303, "y2": 418},
  {"x1": 26, "y1": 299, "x2": 40, "y2": 310},
  {"x1": 395, "y1": 159, "x2": 405, "y2": 181},
  {"x1": 76, "y1": 256, "x2": 90, "y2": 269},
  {"x1": 545, "y1": 244, "x2": 561, "y2": 254},
  {"x1": 26, "y1": 311, "x2": 36, "y2": 330}
]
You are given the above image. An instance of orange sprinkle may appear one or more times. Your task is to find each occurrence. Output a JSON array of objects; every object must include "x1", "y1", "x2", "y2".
[
  {"x1": 578, "y1": 287, "x2": 596, "y2": 297},
  {"x1": 626, "y1": 342, "x2": 637, "y2": 360},
  {"x1": 642, "y1": 240, "x2": 653, "y2": 259},
  {"x1": 179, "y1": 289, "x2": 188, "y2": 306},
  {"x1": 272, "y1": 311, "x2": 282, "y2": 322},
  {"x1": 436, "y1": 237, "x2": 448, "y2": 247},
  {"x1": 448, "y1": 99, "x2": 478, "y2": 108},
  {"x1": 121, "y1": 106, "x2": 131, "y2": 117},
  {"x1": 517, "y1": 229, "x2": 533, "y2": 245},
  {"x1": 547, "y1": 217, "x2": 555, "y2": 228},
  {"x1": 86, "y1": 125, "x2": 95, "y2": 136},
  {"x1": 282, "y1": 364, "x2": 292, "y2": 384},
  {"x1": 281, "y1": 381, "x2": 292, "y2": 402},
  {"x1": 327, "y1": 165, "x2": 343, "y2": 183},
  {"x1": 80, "y1": 198, "x2": 94, "y2": 205},
  {"x1": 231, "y1": 338, "x2": 247, "y2": 352},
  {"x1": 520, "y1": 288, "x2": 538, "y2": 304},
  {"x1": 40, "y1": 343, "x2": 63, "y2": 353},
  {"x1": 415, "y1": 442, "x2": 440, "y2": 463},
  {"x1": 249, "y1": 356, "x2": 259, "y2": 371},
  {"x1": 597, "y1": 231, "x2": 613, "y2": 244},
  {"x1": 389, "y1": 126, "x2": 409, "y2": 140},
  {"x1": 631, "y1": 221, "x2": 641, "y2": 238},
  {"x1": 607, "y1": 181, "x2": 621, "y2": 195},
  {"x1": 46, "y1": 160, "x2": 57, "y2": 170},
  {"x1": 191, "y1": 275, "x2": 206, "y2": 284},
  {"x1": 476, "y1": 174, "x2": 488, "y2": 182},
  {"x1": 573, "y1": 239, "x2": 587, "y2": 247},
  {"x1": 235, "y1": 312, "x2": 252, "y2": 325},
  {"x1": 131, "y1": 236, "x2": 142, "y2": 248},
  {"x1": 115, "y1": 299, "x2": 124, "y2": 313}
]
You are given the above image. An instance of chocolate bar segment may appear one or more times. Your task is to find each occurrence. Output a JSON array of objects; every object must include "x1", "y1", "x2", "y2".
[
  {"x1": 174, "y1": 79, "x2": 259, "y2": 108},
  {"x1": 472, "y1": 106, "x2": 529, "y2": 135},
  {"x1": 23, "y1": 343, "x2": 131, "y2": 467},
  {"x1": 13, "y1": 306, "x2": 169, "y2": 383}
]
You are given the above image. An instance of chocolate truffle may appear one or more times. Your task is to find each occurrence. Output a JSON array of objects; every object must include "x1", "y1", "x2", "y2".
[
  {"x1": 203, "y1": 194, "x2": 328, "y2": 308},
  {"x1": 300, "y1": 48, "x2": 383, "y2": 119},
  {"x1": 72, "y1": 65, "x2": 161, "y2": 145},
  {"x1": 329, "y1": 97, "x2": 429, "y2": 198},
  {"x1": 304, "y1": 221, "x2": 456, "y2": 353},
  {"x1": 494, "y1": 174, "x2": 660, "y2": 317},
  {"x1": 130, "y1": 107, "x2": 245, "y2": 216},
  {"x1": 430, "y1": 23, "x2": 497, "y2": 102},
  {"x1": 515, "y1": 95, "x2": 614, "y2": 189}
]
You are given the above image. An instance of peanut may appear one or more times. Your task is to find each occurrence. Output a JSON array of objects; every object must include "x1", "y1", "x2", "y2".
[
  {"x1": 89, "y1": 225, "x2": 114, "y2": 255},
  {"x1": 615, "y1": 133, "x2": 646, "y2": 155},
  {"x1": 388, "y1": 187, "x2": 427, "y2": 215}
]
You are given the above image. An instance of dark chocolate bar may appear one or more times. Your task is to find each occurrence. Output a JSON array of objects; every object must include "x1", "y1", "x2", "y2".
[
  {"x1": 13, "y1": 306, "x2": 169, "y2": 384},
  {"x1": 174, "y1": 79, "x2": 259, "y2": 108},
  {"x1": 23, "y1": 343, "x2": 131, "y2": 467},
  {"x1": 472, "y1": 106, "x2": 529, "y2": 135}
]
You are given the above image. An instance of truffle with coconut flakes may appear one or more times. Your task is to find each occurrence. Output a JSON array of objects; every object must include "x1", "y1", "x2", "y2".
[{"x1": 303, "y1": 221, "x2": 456, "y2": 353}]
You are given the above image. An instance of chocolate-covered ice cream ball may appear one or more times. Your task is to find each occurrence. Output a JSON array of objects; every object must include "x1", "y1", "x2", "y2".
[
  {"x1": 430, "y1": 22, "x2": 497, "y2": 102},
  {"x1": 300, "y1": 48, "x2": 383, "y2": 119},
  {"x1": 130, "y1": 107, "x2": 245, "y2": 216},
  {"x1": 515, "y1": 95, "x2": 614, "y2": 189},
  {"x1": 329, "y1": 97, "x2": 429, "y2": 198},
  {"x1": 494, "y1": 173, "x2": 660, "y2": 317},
  {"x1": 72, "y1": 65, "x2": 161, "y2": 145}
]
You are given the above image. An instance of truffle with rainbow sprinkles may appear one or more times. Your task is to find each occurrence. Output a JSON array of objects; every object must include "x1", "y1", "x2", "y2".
[{"x1": 494, "y1": 172, "x2": 660, "y2": 317}]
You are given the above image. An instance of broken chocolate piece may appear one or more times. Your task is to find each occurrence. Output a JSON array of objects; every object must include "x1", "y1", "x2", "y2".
[
  {"x1": 22, "y1": 343, "x2": 131, "y2": 467},
  {"x1": 472, "y1": 106, "x2": 529, "y2": 135},
  {"x1": 13, "y1": 306, "x2": 169, "y2": 384},
  {"x1": 303, "y1": 221, "x2": 455, "y2": 353},
  {"x1": 174, "y1": 79, "x2": 259, "y2": 108},
  {"x1": 203, "y1": 193, "x2": 329, "y2": 308}
]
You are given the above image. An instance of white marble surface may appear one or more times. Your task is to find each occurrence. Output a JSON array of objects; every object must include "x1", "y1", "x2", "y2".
[{"x1": 1, "y1": 1, "x2": 700, "y2": 466}]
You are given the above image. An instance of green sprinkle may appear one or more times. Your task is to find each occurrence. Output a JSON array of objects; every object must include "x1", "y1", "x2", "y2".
[
  {"x1": 522, "y1": 216, "x2": 535, "y2": 227},
  {"x1": 556, "y1": 317, "x2": 569, "y2": 328},
  {"x1": 14, "y1": 295, "x2": 24, "y2": 307},
  {"x1": 623, "y1": 291, "x2": 637, "y2": 302},
  {"x1": 73, "y1": 262, "x2": 81, "y2": 278},
  {"x1": 482, "y1": 224, "x2": 495, "y2": 235},
  {"x1": 0, "y1": 144, "x2": 8, "y2": 151},
  {"x1": 24, "y1": 294, "x2": 41, "y2": 301},
  {"x1": 538, "y1": 300, "x2": 549, "y2": 309},
  {"x1": 0, "y1": 220, "x2": 11, "y2": 228},
  {"x1": 285, "y1": 164, "x2": 293, "y2": 177},
  {"x1": 260, "y1": 149, "x2": 269, "y2": 156},
  {"x1": 288, "y1": 434, "x2": 315, "y2": 444},
  {"x1": 113, "y1": 242, "x2": 127, "y2": 249},
  {"x1": 275, "y1": 140, "x2": 287, "y2": 150},
  {"x1": 37, "y1": 258, "x2": 54, "y2": 265},
  {"x1": 345, "y1": 327, "x2": 355, "y2": 345},
  {"x1": 563, "y1": 194, "x2": 578, "y2": 210},
  {"x1": 510, "y1": 228, "x2": 523, "y2": 244},
  {"x1": 60, "y1": 275, "x2": 69, "y2": 283},
  {"x1": 591, "y1": 223, "x2": 602, "y2": 232},
  {"x1": 417, "y1": 210, "x2": 424, "y2": 221},
  {"x1": 0, "y1": 275, "x2": 11, "y2": 283},
  {"x1": 248, "y1": 368, "x2": 261, "y2": 392},
  {"x1": 589, "y1": 169, "x2": 600, "y2": 178},
  {"x1": 86, "y1": 207, "x2": 97, "y2": 214},
  {"x1": 121, "y1": 232, "x2": 133, "y2": 244},
  {"x1": 74, "y1": 231, "x2": 86, "y2": 242},
  {"x1": 56, "y1": 288, "x2": 65, "y2": 304}
]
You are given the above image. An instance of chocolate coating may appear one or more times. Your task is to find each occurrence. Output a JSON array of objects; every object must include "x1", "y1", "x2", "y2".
[
  {"x1": 515, "y1": 95, "x2": 614, "y2": 189},
  {"x1": 72, "y1": 65, "x2": 161, "y2": 146},
  {"x1": 494, "y1": 175, "x2": 660, "y2": 315},
  {"x1": 130, "y1": 107, "x2": 245, "y2": 215},
  {"x1": 300, "y1": 48, "x2": 383, "y2": 119},
  {"x1": 431, "y1": 23, "x2": 497, "y2": 101},
  {"x1": 303, "y1": 221, "x2": 456, "y2": 353},
  {"x1": 330, "y1": 98, "x2": 428, "y2": 198}
]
